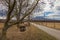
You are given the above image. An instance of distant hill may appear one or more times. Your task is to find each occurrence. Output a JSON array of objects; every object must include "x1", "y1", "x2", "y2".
[
  {"x1": 32, "y1": 16, "x2": 45, "y2": 20},
  {"x1": 32, "y1": 16, "x2": 60, "y2": 22}
]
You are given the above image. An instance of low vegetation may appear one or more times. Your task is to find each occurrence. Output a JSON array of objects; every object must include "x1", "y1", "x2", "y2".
[
  {"x1": 0, "y1": 23, "x2": 57, "y2": 40},
  {"x1": 34, "y1": 22, "x2": 60, "y2": 30}
]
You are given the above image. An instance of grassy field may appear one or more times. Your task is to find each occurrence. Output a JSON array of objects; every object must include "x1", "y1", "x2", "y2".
[
  {"x1": 34, "y1": 22, "x2": 60, "y2": 30},
  {"x1": 0, "y1": 23, "x2": 57, "y2": 40}
]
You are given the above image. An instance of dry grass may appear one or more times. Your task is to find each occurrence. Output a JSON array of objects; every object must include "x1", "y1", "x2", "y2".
[
  {"x1": 34, "y1": 22, "x2": 60, "y2": 30},
  {"x1": 0, "y1": 23, "x2": 57, "y2": 40}
]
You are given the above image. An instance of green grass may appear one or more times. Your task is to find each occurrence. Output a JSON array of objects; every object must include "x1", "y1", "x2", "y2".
[{"x1": 0, "y1": 23, "x2": 57, "y2": 40}]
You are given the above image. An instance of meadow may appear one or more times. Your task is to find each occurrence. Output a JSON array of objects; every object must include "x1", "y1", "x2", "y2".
[
  {"x1": 34, "y1": 21, "x2": 60, "y2": 30},
  {"x1": 0, "y1": 23, "x2": 57, "y2": 40}
]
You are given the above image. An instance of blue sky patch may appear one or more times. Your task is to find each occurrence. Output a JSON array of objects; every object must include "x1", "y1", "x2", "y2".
[{"x1": 43, "y1": 11, "x2": 54, "y2": 16}]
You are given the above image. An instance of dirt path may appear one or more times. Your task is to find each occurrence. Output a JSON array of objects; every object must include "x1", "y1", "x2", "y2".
[{"x1": 31, "y1": 23, "x2": 60, "y2": 40}]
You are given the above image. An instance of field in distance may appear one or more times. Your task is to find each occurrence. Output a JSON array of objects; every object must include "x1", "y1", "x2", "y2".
[{"x1": 34, "y1": 21, "x2": 60, "y2": 30}]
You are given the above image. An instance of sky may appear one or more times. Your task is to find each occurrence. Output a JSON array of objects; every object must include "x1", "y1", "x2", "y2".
[
  {"x1": 45, "y1": 0, "x2": 60, "y2": 20},
  {"x1": 0, "y1": 4, "x2": 6, "y2": 10},
  {"x1": 0, "y1": 0, "x2": 60, "y2": 20},
  {"x1": 32, "y1": 0, "x2": 60, "y2": 20}
]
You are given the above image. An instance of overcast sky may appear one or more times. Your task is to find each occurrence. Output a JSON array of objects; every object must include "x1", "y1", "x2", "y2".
[
  {"x1": 0, "y1": 0, "x2": 60, "y2": 20},
  {"x1": 32, "y1": 0, "x2": 60, "y2": 20}
]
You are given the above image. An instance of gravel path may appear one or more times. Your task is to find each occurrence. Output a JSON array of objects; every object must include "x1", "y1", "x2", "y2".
[{"x1": 31, "y1": 23, "x2": 60, "y2": 40}]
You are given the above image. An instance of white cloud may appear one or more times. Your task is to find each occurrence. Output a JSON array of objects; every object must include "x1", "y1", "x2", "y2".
[
  {"x1": 33, "y1": 12, "x2": 44, "y2": 17},
  {"x1": 0, "y1": 16, "x2": 6, "y2": 19},
  {"x1": 55, "y1": 0, "x2": 60, "y2": 6},
  {"x1": 45, "y1": 12, "x2": 60, "y2": 20},
  {"x1": 0, "y1": 4, "x2": 7, "y2": 10}
]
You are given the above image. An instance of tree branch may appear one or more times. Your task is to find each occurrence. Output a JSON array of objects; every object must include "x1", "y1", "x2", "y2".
[{"x1": 9, "y1": 0, "x2": 40, "y2": 26}]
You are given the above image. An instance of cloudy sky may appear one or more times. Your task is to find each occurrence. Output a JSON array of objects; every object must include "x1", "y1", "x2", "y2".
[
  {"x1": 0, "y1": 0, "x2": 60, "y2": 20},
  {"x1": 33, "y1": 0, "x2": 60, "y2": 20},
  {"x1": 45, "y1": 0, "x2": 60, "y2": 20},
  {"x1": 0, "y1": 4, "x2": 6, "y2": 10}
]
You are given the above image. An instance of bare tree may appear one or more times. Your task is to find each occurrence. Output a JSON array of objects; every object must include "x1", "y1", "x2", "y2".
[
  {"x1": 0, "y1": 0, "x2": 40, "y2": 40},
  {"x1": 0, "y1": 0, "x2": 16, "y2": 40}
]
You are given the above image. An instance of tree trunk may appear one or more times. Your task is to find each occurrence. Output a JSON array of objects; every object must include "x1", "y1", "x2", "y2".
[
  {"x1": 1, "y1": 30, "x2": 7, "y2": 40},
  {"x1": 0, "y1": 24, "x2": 9, "y2": 40}
]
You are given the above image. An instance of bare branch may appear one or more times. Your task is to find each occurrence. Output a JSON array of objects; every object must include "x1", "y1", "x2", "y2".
[
  {"x1": 9, "y1": 0, "x2": 40, "y2": 26},
  {"x1": 5, "y1": 0, "x2": 16, "y2": 23}
]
